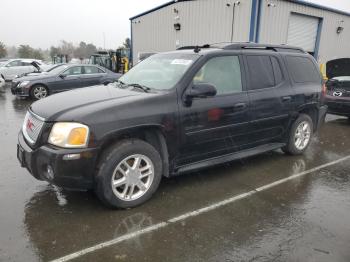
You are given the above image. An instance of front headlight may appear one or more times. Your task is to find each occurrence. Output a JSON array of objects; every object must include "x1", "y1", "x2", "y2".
[
  {"x1": 48, "y1": 122, "x2": 90, "y2": 148},
  {"x1": 19, "y1": 81, "x2": 30, "y2": 87}
]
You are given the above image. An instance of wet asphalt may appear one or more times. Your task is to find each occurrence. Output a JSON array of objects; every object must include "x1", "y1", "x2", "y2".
[{"x1": 0, "y1": 84, "x2": 349, "y2": 262}]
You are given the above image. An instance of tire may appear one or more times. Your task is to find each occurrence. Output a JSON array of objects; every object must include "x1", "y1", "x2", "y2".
[
  {"x1": 30, "y1": 85, "x2": 49, "y2": 100},
  {"x1": 282, "y1": 114, "x2": 313, "y2": 155},
  {"x1": 95, "y1": 139, "x2": 163, "y2": 209}
]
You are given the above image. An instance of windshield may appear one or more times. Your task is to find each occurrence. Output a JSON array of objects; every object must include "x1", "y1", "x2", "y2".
[
  {"x1": 49, "y1": 64, "x2": 69, "y2": 74},
  {"x1": 118, "y1": 53, "x2": 200, "y2": 90}
]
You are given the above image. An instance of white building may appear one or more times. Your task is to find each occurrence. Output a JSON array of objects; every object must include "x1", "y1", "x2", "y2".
[{"x1": 130, "y1": 0, "x2": 350, "y2": 65}]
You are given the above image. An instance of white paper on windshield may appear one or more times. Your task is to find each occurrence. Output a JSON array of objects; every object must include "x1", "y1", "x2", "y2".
[{"x1": 171, "y1": 59, "x2": 192, "y2": 65}]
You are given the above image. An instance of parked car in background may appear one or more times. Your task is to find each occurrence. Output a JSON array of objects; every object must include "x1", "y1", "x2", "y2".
[
  {"x1": 325, "y1": 58, "x2": 350, "y2": 120},
  {"x1": 14, "y1": 63, "x2": 66, "y2": 78},
  {"x1": 11, "y1": 64, "x2": 121, "y2": 99},
  {"x1": 0, "y1": 59, "x2": 48, "y2": 81},
  {"x1": 17, "y1": 43, "x2": 327, "y2": 208},
  {"x1": 0, "y1": 74, "x2": 5, "y2": 92}
]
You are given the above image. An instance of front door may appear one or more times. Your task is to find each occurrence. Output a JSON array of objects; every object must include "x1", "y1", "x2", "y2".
[
  {"x1": 178, "y1": 55, "x2": 250, "y2": 166},
  {"x1": 244, "y1": 54, "x2": 295, "y2": 148},
  {"x1": 50, "y1": 66, "x2": 83, "y2": 93}
]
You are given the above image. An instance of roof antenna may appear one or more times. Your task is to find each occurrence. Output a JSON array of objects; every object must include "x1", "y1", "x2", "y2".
[{"x1": 194, "y1": 46, "x2": 201, "y2": 53}]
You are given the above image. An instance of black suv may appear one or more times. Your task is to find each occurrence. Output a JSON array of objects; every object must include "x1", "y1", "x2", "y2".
[{"x1": 17, "y1": 43, "x2": 327, "y2": 208}]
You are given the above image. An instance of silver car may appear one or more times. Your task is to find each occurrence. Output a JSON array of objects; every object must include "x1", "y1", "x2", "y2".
[{"x1": 0, "y1": 59, "x2": 48, "y2": 81}]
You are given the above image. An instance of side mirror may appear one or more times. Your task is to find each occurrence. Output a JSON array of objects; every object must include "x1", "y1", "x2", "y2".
[
  {"x1": 59, "y1": 74, "x2": 66, "y2": 79},
  {"x1": 184, "y1": 83, "x2": 217, "y2": 106},
  {"x1": 186, "y1": 82, "x2": 217, "y2": 98}
]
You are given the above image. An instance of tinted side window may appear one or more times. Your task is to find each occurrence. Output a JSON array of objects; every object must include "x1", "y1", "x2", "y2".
[
  {"x1": 7, "y1": 60, "x2": 21, "y2": 67},
  {"x1": 286, "y1": 56, "x2": 320, "y2": 83},
  {"x1": 63, "y1": 66, "x2": 82, "y2": 76},
  {"x1": 246, "y1": 56, "x2": 275, "y2": 90},
  {"x1": 193, "y1": 56, "x2": 242, "y2": 95},
  {"x1": 84, "y1": 66, "x2": 100, "y2": 74},
  {"x1": 271, "y1": 57, "x2": 284, "y2": 85}
]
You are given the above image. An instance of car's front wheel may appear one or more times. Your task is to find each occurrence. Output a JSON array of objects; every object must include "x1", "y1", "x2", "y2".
[
  {"x1": 95, "y1": 139, "x2": 162, "y2": 208},
  {"x1": 283, "y1": 114, "x2": 313, "y2": 155},
  {"x1": 30, "y1": 85, "x2": 49, "y2": 100}
]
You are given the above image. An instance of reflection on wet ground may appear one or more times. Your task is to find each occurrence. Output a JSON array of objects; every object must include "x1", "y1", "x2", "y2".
[{"x1": 0, "y1": 85, "x2": 349, "y2": 261}]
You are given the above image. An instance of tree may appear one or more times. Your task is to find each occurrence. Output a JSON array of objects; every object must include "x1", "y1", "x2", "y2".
[
  {"x1": 32, "y1": 49, "x2": 44, "y2": 60},
  {"x1": 17, "y1": 44, "x2": 44, "y2": 60},
  {"x1": 0, "y1": 42, "x2": 7, "y2": 58},
  {"x1": 50, "y1": 46, "x2": 60, "y2": 59},
  {"x1": 18, "y1": 45, "x2": 34, "y2": 58},
  {"x1": 123, "y1": 38, "x2": 131, "y2": 49}
]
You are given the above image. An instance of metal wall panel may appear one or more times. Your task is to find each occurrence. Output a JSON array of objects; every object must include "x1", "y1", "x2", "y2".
[
  {"x1": 131, "y1": 0, "x2": 252, "y2": 64},
  {"x1": 258, "y1": 0, "x2": 350, "y2": 63}
]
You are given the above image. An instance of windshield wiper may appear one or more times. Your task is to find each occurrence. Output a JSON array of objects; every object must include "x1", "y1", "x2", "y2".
[{"x1": 127, "y1": 83, "x2": 151, "y2": 93}]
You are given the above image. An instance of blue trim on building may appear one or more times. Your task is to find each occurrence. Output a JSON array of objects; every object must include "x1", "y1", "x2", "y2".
[
  {"x1": 249, "y1": 0, "x2": 258, "y2": 42},
  {"x1": 130, "y1": 21, "x2": 133, "y2": 65},
  {"x1": 314, "y1": 17, "x2": 323, "y2": 60},
  {"x1": 290, "y1": 0, "x2": 350, "y2": 17},
  {"x1": 255, "y1": 0, "x2": 263, "y2": 43},
  {"x1": 129, "y1": 0, "x2": 350, "y2": 21}
]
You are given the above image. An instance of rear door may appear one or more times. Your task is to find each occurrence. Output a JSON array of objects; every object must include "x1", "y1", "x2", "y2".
[
  {"x1": 178, "y1": 54, "x2": 250, "y2": 166},
  {"x1": 244, "y1": 53, "x2": 295, "y2": 148},
  {"x1": 81, "y1": 66, "x2": 106, "y2": 86}
]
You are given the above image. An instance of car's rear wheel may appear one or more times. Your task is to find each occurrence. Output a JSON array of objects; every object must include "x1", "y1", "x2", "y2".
[
  {"x1": 95, "y1": 139, "x2": 162, "y2": 208},
  {"x1": 30, "y1": 85, "x2": 49, "y2": 100},
  {"x1": 283, "y1": 114, "x2": 313, "y2": 155}
]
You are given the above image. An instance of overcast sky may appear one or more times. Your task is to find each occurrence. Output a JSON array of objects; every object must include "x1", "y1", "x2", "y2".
[{"x1": 1, "y1": 0, "x2": 349, "y2": 49}]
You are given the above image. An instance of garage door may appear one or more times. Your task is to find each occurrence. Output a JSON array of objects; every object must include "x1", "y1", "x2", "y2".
[{"x1": 287, "y1": 13, "x2": 319, "y2": 53}]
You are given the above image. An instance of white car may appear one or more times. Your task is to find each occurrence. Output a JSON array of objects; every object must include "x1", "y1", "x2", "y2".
[
  {"x1": 0, "y1": 75, "x2": 5, "y2": 92},
  {"x1": 0, "y1": 59, "x2": 48, "y2": 81}
]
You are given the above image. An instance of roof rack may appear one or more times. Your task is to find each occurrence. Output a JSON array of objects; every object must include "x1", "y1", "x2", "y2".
[
  {"x1": 177, "y1": 44, "x2": 211, "y2": 50},
  {"x1": 177, "y1": 42, "x2": 305, "y2": 54},
  {"x1": 220, "y1": 43, "x2": 305, "y2": 53}
]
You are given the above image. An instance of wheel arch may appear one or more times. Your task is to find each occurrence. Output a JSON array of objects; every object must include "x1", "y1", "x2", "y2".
[
  {"x1": 296, "y1": 104, "x2": 319, "y2": 132},
  {"x1": 30, "y1": 83, "x2": 49, "y2": 95},
  {"x1": 96, "y1": 125, "x2": 170, "y2": 177}
]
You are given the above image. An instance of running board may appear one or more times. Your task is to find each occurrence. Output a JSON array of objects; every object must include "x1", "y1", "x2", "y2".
[{"x1": 176, "y1": 143, "x2": 285, "y2": 174}]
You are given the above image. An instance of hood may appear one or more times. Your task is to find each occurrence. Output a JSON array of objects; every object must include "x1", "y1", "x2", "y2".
[
  {"x1": 326, "y1": 58, "x2": 350, "y2": 79},
  {"x1": 30, "y1": 85, "x2": 147, "y2": 120},
  {"x1": 15, "y1": 72, "x2": 54, "y2": 82}
]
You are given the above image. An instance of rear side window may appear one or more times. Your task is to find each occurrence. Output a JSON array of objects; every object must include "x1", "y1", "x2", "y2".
[
  {"x1": 286, "y1": 56, "x2": 321, "y2": 83},
  {"x1": 84, "y1": 66, "x2": 100, "y2": 74},
  {"x1": 246, "y1": 56, "x2": 275, "y2": 90}
]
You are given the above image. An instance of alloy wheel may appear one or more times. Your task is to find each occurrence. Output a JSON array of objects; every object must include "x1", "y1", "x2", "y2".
[
  {"x1": 33, "y1": 86, "x2": 48, "y2": 99},
  {"x1": 294, "y1": 121, "x2": 311, "y2": 150},
  {"x1": 111, "y1": 154, "x2": 154, "y2": 201}
]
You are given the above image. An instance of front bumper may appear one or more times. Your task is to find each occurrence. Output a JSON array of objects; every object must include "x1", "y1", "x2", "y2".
[
  {"x1": 325, "y1": 96, "x2": 350, "y2": 117},
  {"x1": 11, "y1": 82, "x2": 30, "y2": 97},
  {"x1": 17, "y1": 132, "x2": 98, "y2": 190}
]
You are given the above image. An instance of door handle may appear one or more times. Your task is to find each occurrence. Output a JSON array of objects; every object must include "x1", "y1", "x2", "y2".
[
  {"x1": 282, "y1": 96, "x2": 292, "y2": 102},
  {"x1": 234, "y1": 103, "x2": 247, "y2": 110}
]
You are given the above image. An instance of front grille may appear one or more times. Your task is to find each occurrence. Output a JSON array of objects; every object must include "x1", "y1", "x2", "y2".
[{"x1": 22, "y1": 111, "x2": 45, "y2": 144}]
